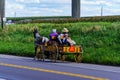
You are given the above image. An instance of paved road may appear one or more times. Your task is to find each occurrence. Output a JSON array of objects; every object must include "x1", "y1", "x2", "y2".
[{"x1": 0, "y1": 54, "x2": 120, "y2": 80}]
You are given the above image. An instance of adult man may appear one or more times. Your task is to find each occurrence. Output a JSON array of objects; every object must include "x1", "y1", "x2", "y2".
[
  {"x1": 58, "y1": 28, "x2": 76, "y2": 46},
  {"x1": 49, "y1": 29, "x2": 58, "y2": 42}
]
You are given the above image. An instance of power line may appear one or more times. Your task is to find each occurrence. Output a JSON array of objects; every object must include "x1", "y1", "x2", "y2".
[{"x1": 101, "y1": 6, "x2": 103, "y2": 16}]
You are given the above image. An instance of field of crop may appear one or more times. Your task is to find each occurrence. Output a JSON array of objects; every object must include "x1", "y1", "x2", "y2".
[
  {"x1": 7, "y1": 15, "x2": 120, "y2": 24},
  {"x1": 0, "y1": 22, "x2": 120, "y2": 65}
]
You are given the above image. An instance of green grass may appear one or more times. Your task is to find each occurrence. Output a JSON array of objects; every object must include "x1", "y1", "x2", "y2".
[{"x1": 0, "y1": 22, "x2": 120, "y2": 65}]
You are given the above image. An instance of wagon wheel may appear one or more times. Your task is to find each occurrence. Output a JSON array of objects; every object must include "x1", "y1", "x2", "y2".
[
  {"x1": 61, "y1": 54, "x2": 66, "y2": 61},
  {"x1": 49, "y1": 52, "x2": 56, "y2": 62},
  {"x1": 74, "y1": 53, "x2": 82, "y2": 63},
  {"x1": 49, "y1": 52, "x2": 52, "y2": 60},
  {"x1": 36, "y1": 45, "x2": 45, "y2": 61},
  {"x1": 77, "y1": 53, "x2": 82, "y2": 63},
  {"x1": 51, "y1": 52, "x2": 56, "y2": 62},
  {"x1": 50, "y1": 44, "x2": 58, "y2": 62},
  {"x1": 51, "y1": 45, "x2": 59, "y2": 62}
]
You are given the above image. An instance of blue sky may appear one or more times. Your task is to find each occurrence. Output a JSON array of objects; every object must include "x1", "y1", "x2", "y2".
[{"x1": 5, "y1": 0, "x2": 120, "y2": 17}]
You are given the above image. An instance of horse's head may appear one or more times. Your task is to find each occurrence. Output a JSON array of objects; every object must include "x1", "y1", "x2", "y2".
[
  {"x1": 33, "y1": 28, "x2": 38, "y2": 33},
  {"x1": 33, "y1": 28, "x2": 39, "y2": 38}
]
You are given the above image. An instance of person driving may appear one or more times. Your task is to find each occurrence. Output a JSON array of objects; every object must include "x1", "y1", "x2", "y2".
[{"x1": 49, "y1": 29, "x2": 58, "y2": 42}]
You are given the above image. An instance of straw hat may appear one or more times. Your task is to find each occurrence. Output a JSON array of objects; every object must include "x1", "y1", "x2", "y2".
[{"x1": 62, "y1": 28, "x2": 69, "y2": 32}]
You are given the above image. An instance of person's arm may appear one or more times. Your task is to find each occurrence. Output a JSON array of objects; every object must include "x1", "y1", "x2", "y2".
[
  {"x1": 49, "y1": 34, "x2": 51, "y2": 41},
  {"x1": 58, "y1": 35, "x2": 62, "y2": 44},
  {"x1": 42, "y1": 37, "x2": 45, "y2": 43}
]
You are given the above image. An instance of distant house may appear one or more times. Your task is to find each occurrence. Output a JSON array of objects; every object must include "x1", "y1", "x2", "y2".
[{"x1": 6, "y1": 20, "x2": 13, "y2": 24}]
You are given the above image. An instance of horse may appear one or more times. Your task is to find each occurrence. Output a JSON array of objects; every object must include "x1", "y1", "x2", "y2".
[{"x1": 33, "y1": 28, "x2": 49, "y2": 60}]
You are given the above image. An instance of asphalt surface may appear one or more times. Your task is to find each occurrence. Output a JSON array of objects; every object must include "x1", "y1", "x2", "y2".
[{"x1": 0, "y1": 54, "x2": 120, "y2": 80}]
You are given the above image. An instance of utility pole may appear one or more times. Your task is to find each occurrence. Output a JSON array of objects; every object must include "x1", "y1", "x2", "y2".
[
  {"x1": 72, "y1": 0, "x2": 80, "y2": 18},
  {"x1": 14, "y1": 12, "x2": 16, "y2": 17},
  {"x1": 101, "y1": 6, "x2": 103, "y2": 16},
  {"x1": 0, "y1": 0, "x2": 5, "y2": 29}
]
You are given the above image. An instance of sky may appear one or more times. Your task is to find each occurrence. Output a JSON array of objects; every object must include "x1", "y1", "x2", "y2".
[{"x1": 5, "y1": 0, "x2": 120, "y2": 17}]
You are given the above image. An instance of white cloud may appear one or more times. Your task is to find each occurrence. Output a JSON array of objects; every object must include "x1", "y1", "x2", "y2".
[
  {"x1": 16, "y1": 0, "x2": 40, "y2": 3},
  {"x1": 5, "y1": 0, "x2": 120, "y2": 17},
  {"x1": 102, "y1": 8, "x2": 120, "y2": 16},
  {"x1": 6, "y1": 0, "x2": 25, "y2": 17},
  {"x1": 82, "y1": 0, "x2": 112, "y2": 6},
  {"x1": 6, "y1": 1, "x2": 25, "y2": 10},
  {"x1": 40, "y1": 0, "x2": 70, "y2": 3}
]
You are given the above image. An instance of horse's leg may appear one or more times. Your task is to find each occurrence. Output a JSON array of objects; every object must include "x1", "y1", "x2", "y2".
[{"x1": 34, "y1": 46, "x2": 37, "y2": 60}]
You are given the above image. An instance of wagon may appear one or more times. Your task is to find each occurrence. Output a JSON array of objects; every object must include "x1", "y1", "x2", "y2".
[{"x1": 36, "y1": 42, "x2": 83, "y2": 63}]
